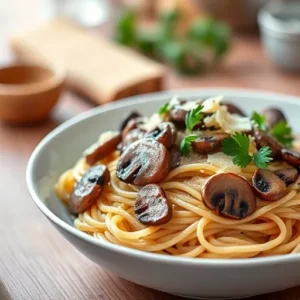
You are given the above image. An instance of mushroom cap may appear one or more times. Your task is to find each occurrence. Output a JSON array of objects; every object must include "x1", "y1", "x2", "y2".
[
  {"x1": 169, "y1": 146, "x2": 182, "y2": 169},
  {"x1": 252, "y1": 169, "x2": 286, "y2": 201},
  {"x1": 135, "y1": 184, "x2": 172, "y2": 226},
  {"x1": 275, "y1": 167, "x2": 298, "y2": 186},
  {"x1": 281, "y1": 149, "x2": 300, "y2": 167},
  {"x1": 119, "y1": 111, "x2": 142, "y2": 131},
  {"x1": 85, "y1": 132, "x2": 121, "y2": 165},
  {"x1": 69, "y1": 165, "x2": 109, "y2": 214},
  {"x1": 121, "y1": 128, "x2": 145, "y2": 153},
  {"x1": 192, "y1": 133, "x2": 230, "y2": 155},
  {"x1": 145, "y1": 122, "x2": 177, "y2": 149},
  {"x1": 116, "y1": 139, "x2": 171, "y2": 186},
  {"x1": 202, "y1": 173, "x2": 256, "y2": 219},
  {"x1": 254, "y1": 130, "x2": 282, "y2": 159},
  {"x1": 223, "y1": 103, "x2": 245, "y2": 116},
  {"x1": 263, "y1": 107, "x2": 286, "y2": 129}
]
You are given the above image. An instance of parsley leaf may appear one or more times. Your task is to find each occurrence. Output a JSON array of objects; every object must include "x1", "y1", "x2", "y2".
[
  {"x1": 222, "y1": 133, "x2": 272, "y2": 168},
  {"x1": 222, "y1": 133, "x2": 252, "y2": 168},
  {"x1": 253, "y1": 146, "x2": 273, "y2": 169},
  {"x1": 159, "y1": 103, "x2": 171, "y2": 116},
  {"x1": 251, "y1": 112, "x2": 294, "y2": 147},
  {"x1": 251, "y1": 112, "x2": 267, "y2": 131},
  {"x1": 271, "y1": 120, "x2": 293, "y2": 148},
  {"x1": 180, "y1": 135, "x2": 198, "y2": 156},
  {"x1": 185, "y1": 104, "x2": 204, "y2": 132}
]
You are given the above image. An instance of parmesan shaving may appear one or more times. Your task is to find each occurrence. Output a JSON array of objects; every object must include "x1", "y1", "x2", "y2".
[
  {"x1": 143, "y1": 113, "x2": 163, "y2": 131},
  {"x1": 201, "y1": 96, "x2": 223, "y2": 113},
  {"x1": 207, "y1": 152, "x2": 241, "y2": 173},
  {"x1": 205, "y1": 106, "x2": 251, "y2": 134},
  {"x1": 169, "y1": 96, "x2": 180, "y2": 107},
  {"x1": 180, "y1": 152, "x2": 207, "y2": 166}
]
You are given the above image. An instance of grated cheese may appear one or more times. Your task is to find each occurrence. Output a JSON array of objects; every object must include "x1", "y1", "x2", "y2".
[{"x1": 207, "y1": 152, "x2": 241, "y2": 173}]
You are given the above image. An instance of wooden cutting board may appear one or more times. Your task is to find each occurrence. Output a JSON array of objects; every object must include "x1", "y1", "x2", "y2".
[{"x1": 10, "y1": 19, "x2": 165, "y2": 104}]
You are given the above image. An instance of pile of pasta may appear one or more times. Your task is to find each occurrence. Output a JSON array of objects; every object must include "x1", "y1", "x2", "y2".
[{"x1": 56, "y1": 152, "x2": 300, "y2": 258}]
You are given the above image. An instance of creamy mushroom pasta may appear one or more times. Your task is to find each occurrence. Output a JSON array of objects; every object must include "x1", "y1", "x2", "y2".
[{"x1": 55, "y1": 96, "x2": 300, "y2": 258}]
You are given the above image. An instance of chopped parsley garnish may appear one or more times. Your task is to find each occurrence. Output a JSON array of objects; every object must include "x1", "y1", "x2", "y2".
[
  {"x1": 180, "y1": 135, "x2": 198, "y2": 156},
  {"x1": 251, "y1": 112, "x2": 267, "y2": 131},
  {"x1": 271, "y1": 120, "x2": 293, "y2": 148},
  {"x1": 185, "y1": 104, "x2": 204, "y2": 132},
  {"x1": 222, "y1": 133, "x2": 272, "y2": 168},
  {"x1": 251, "y1": 111, "x2": 293, "y2": 148}
]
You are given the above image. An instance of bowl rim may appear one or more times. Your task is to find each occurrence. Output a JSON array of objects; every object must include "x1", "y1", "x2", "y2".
[
  {"x1": 0, "y1": 63, "x2": 66, "y2": 96},
  {"x1": 27, "y1": 87, "x2": 300, "y2": 266}
]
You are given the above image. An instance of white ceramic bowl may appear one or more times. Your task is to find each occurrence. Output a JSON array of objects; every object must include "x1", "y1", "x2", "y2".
[{"x1": 27, "y1": 89, "x2": 300, "y2": 299}]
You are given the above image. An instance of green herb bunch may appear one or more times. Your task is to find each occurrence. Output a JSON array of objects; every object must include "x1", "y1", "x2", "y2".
[{"x1": 115, "y1": 9, "x2": 231, "y2": 75}]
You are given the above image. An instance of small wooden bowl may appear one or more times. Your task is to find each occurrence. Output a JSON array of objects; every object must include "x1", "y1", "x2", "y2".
[{"x1": 0, "y1": 64, "x2": 65, "y2": 124}]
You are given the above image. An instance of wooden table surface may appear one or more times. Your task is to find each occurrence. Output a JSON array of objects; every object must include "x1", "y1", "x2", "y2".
[{"x1": 1, "y1": 2, "x2": 300, "y2": 300}]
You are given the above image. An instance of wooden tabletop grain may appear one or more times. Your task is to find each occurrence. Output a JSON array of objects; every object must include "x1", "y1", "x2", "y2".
[{"x1": 1, "y1": 2, "x2": 300, "y2": 300}]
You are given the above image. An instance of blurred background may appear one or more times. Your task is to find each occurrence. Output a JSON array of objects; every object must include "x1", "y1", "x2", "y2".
[{"x1": 1, "y1": 0, "x2": 300, "y2": 126}]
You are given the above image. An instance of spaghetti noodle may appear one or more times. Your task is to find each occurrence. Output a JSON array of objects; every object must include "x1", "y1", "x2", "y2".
[{"x1": 55, "y1": 97, "x2": 300, "y2": 258}]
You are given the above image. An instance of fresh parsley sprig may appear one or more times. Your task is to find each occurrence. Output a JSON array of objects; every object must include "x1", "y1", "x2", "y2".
[
  {"x1": 251, "y1": 112, "x2": 293, "y2": 148},
  {"x1": 185, "y1": 104, "x2": 204, "y2": 132},
  {"x1": 222, "y1": 133, "x2": 272, "y2": 168},
  {"x1": 180, "y1": 135, "x2": 198, "y2": 156},
  {"x1": 251, "y1": 112, "x2": 267, "y2": 131},
  {"x1": 272, "y1": 120, "x2": 293, "y2": 148},
  {"x1": 159, "y1": 103, "x2": 172, "y2": 116}
]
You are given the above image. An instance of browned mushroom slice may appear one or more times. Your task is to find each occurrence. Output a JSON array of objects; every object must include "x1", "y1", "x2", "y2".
[
  {"x1": 252, "y1": 169, "x2": 286, "y2": 201},
  {"x1": 121, "y1": 117, "x2": 145, "y2": 139},
  {"x1": 85, "y1": 132, "x2": 121, "y2": 165},
  {"x1": 145, "y1": 122, "x2": 177, "y2": 149},
  {"x1": 275, "y1": 167, "x2": 298, "y2": 186},
  {"x1": 169, "y1": 107, "x2": 188, "y2": 128},
  {"x1": 253, "y1": 130, "x2": 282, "y2": 159},
  {"x1": 116, "y1": 139, "x2": 171, "y2": 185},
  {"x1": 121, "y1": 128, "x2": 146, "y2": 153},
  {"x1": 120, "y1": 111, "x2": 142, "y2": 131},
  {"x1": 263, "y1": 107, "x2": 286, "y2": 129},
  {"x1": 69, "y1": 165, "x2": 109, "y2": 214},
  {"x1": 169, "y1": 146, "x2": 182, "y2": 169},
  {"x1": 202, "y1": 173, "x2": 256, "y2": 219},
  {"x1": 281, "y1": 149, "x2": 300, "y2": 167},
  {"x1": 192, "y1": 133, "x2": 230, "y2": 155},
  {"x1": 134, "y1": 184, "x2": 172, "y2": 225},
  {"x1": 223, "y1": 103, "x2": 245, "y2": 116}
]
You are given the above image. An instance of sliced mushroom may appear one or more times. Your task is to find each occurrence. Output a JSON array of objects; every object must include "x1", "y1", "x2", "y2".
[
  {"x1": 85, "y1": 132, "x2": 121, "y2": 165},
  {"x1": 116, "y1": 139, "x2": 171, "y2": 185},
  {"x1": 121, "y1": 117, "x2": 145, "y2": 139},
  {"x1": 134, "y1": 184, "x2": 172, "y2": 225},
  {"x1": 223, "y1": 103, "x2": 245, "y2": 116},
  {"x1": 281, "y1": 149, "x2": 300, "y2": 167},
  {"x1": 169, "y1": 107, "x2": 188, "y2": 128},
  {"x1": 121, "y1": 128, "x2": 146, "y2": 153},
  {"x1": 263, "y1": 107, "x2": 286, "y2": 129},
  {"x1": 120, "y1": 111, "x2": 142, "y2": 131},
  {"x1": 145, "y1": 122, "x2": 177, "y2": 149},
  {"x1": 168, "y1": 99, "x2": 201, "y2": 128},
  {"x1": 275, "y1": 167, "x2": 298, "y2": 186},
  {"x1": 69, "y1": 165, "x2": 109, "y2": 214},
  {"x1": 253, "y1": 130, "x2": 282, "y2": 159},
  {"x1": 192, "y1": 133, "x2": 230, "y2": 155},
  {"x1": 252, "y1": 169, "x2": 286, "y2": 201},
  {"x1": 169, "y1": 146, "x2": 182, "y2": 169},
  {"x1": 202, "y1": 173, "x2": 256, "y2": 219}
]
